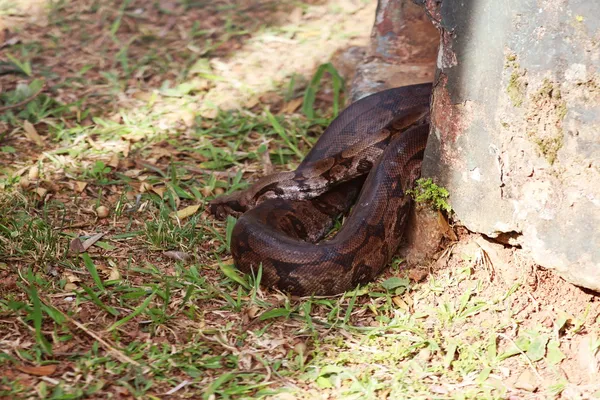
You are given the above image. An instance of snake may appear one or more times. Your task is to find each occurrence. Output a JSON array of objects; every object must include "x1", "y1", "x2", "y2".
[{"x1": 209, "y1": 83, "x2": 432, "y2": 296}]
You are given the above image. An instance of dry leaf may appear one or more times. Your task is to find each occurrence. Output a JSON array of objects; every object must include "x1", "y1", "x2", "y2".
[
  {"x1": 200, "y1": 186, "x2": 212, "y2": 197},
  {"x1": 81, "y1": 232, "x2": 105, "y2": 250},
  {"x1": 23, "y1": 121, "x2": 44, "y2": 146},
  {"x1": 261, "y1": 149, "x2": 273, "y2": 175},
  {"x1": 66, "y1": 273, "x2": 81, "y2": 283},
  {"x1": 64, "y1": 282, "x2": 78, "y2": 291},
  {"x1": 122, "y1": 132, "x2": 146, "y2": 142},
  {"x1": 180, "y1": 110, "x2": 196, "y2": 127},
  {"x1": 69, "y1": 238, "x2": 85, "y2": 253},
  {"x1": 96, "y1": 264, "x2": 111, "y2": 277},
  {"x1": 437, "y1": 211, "x2": 457, "y2": 241},
  {"x1": 122, "y1": 140, "x2": 131, "y2": 158},
  {"x1": 19, "y1": 176, "x2": 30, "y2": 189},
  {"x1": 108, "y1": 267, "x2": 121, "y2": 281},
  {"x1": 140, "y1": 182, "x2": 153, "y2": 193},
  {"x1": 281, "y1": 97, "x2": 303, "y2": 114},
  {"x1": 123, "y1": 169, "x2": 142, "y2": 178},
  {"x1": 169, "y1": 187, "x2": 181, "y2": 209},
  {"x1": 392, "y1": 296, "x2": 410, "y2": 311},
  {"x1": 132, "y1": 91, "x2": 154, "y2": 101},
  {"x1": 86, "y1": 136, "x2": 102, "y2": 150},
  {"x1": 173, "y1": 204, "x2": 201, "y2": 220},
  {"x1": 244, "y1": 96, "x2": 260, "y2": 109},
  {"x1": 200, "y1": 108, "x2": 218, "y2": 119},
  {"x1": 35, "y1": 187, "x2": 48, "y2": 198},
  {"x1": 16, "y1": 364, "x2": 57, "y2": 376},
  {"x1": 42, "y1": 180, "x2": 59, "y2": 193},
  {"x1": 74, "y1": 181, "x2": 87, "y2": 193},
  {"x1": 28, "y1": 165, "x2": 39, "y2": 180},
  {"x1": 148, "y1": 147, "x2": 173, "y2": 163},
  {"x1": 151, "y1": 186, "x2": 166, "y2": 198},
  {"x1": 108, "y1": 153, "x2": 120, "y2": 168}
]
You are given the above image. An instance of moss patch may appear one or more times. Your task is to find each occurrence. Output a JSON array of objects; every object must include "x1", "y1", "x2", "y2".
[
  {"x1": 408, "y1": 178, "x2": 452, "y2": 213},
  {"x1": 526, "y1": 78, "x2": 567, "y2": 165},
  {"x1": 504, "y1": 54, "x2": 527, "y2": 107},
  {"x1": 532, "y1": 135, "x2": 564, "y2": 165}
]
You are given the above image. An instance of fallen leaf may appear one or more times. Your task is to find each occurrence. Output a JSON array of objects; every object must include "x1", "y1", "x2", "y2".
[
  {"x1": 74, "y1": 181, "x2": 87, "y2": 193},
  {"x1": 28, "y1": 165, "x2": 39, "y2": 180},
  {"x1": 122, "y1": 140, "x2": 131, "y2": 157},
  {"x1": 152, "y1": 186, "x2": 166, "y2": 198},
  {"x1": 23, "y1": 121, "x2": 44, "y2": 146},
  {"x1": 69, "y1": 238, "x2": 85, "y2": 253},
  {"x1": 132, "y1": 91, "x2": 154, "y2": 101},
  {"x1": 139, "y1": 182, "x2": 153, "y2": 193},
  {"x1": 244, "y1": 96, "x2": 260, "y2": 109},
  {"x1": 65, "y1": 273, "x2": 81, "y2": 283},
  {"x1": 281, "y1": 97, "x2": 303, "y2": 114},
  {"x1": 180, "y1": 110, "x2": 196, "y2": 127},
  {"x1": 108, "y1": 266, "x2": 121, "y2": 281},
  {"x1": 16, "y1": 364, "x2": 57, "y2": 376},
  {"x1": 172, "y1": 204, "x2": 201, "y2": 220},
  {"x1": 148, "y1": 147, "x2": 174, "y2": 163},
  {"x1": 200, "y1": 108, "x2": 218, "y2": 119},
  {"x1": 81, "y1": 232, "x2": 105, "y2": 251},
  {"x1": 35, "y1": 187, "x2": 48, "y2": 198},
  {"x1": 123, "y1": 169, "x2": 142, "y2": 178},
  {"x1": 108, "y1": 153, "x2": 119, "y2": 168}
]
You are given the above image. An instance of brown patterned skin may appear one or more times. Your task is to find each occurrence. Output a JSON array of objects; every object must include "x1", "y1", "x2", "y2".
[{"x1": 209, "y1": 83, "x2": 432, "y2": 296}]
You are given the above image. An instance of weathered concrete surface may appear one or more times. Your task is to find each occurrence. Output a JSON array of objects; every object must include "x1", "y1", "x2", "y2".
[
  {"x1": 421, "y1": 0, "x2": 600, "y2": 290},
  {"x1": 350, "y1": 0, "x2": 438, "y2": 102}
]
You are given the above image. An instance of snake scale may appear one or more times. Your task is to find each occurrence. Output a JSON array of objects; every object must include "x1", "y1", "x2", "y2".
[{"x1": 209, "y1": 83, "x2": 432, "y2": 296}]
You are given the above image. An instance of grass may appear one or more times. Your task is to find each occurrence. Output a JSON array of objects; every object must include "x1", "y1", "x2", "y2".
[{"x1": 1, "y1": 0, "x2": 599, "y2": 399}]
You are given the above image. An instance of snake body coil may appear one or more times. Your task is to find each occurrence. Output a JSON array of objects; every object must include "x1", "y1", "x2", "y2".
[{"x1": 210, "y1": 83, "x2": 432, "y2": 296}]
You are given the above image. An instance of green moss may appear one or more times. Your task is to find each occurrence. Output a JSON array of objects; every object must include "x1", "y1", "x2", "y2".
[
  {"x1": 533, "y1": 135, "x2": 563, "y2": 165},
  {"x1": 408, "y1": 178, "x2": 452, "y2": 213},
  {"x1": 527, "y1": 79, "x2": 567, "y2": 165},
  {"x1": 504, "y1": 52, "x2": 519, "y2": 68},
  {"x1": 507, "y1": 70, "x2": 526, "y2": 107}
]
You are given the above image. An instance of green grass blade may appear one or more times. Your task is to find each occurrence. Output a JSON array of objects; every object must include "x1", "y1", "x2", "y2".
[
  {"x1": 107, "y1": 289, "x2": 156, "y2": 332},
  {"x1": 81, "y1": 285, "x2": 120, "y2": 317},
  {"x1": 27, "y1": 285, "x2": 52, "y2": 354},
  {"x1": 80, "y1": 253, "x2": 105, "y2": 291},
  {"x1": 265, "y1": 109, "x2": 303, "y2": 158}
]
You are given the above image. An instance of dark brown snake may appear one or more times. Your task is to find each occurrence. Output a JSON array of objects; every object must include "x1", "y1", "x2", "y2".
[{"x1": 209, "y1": 83, "x2": 432, "y2": 296}]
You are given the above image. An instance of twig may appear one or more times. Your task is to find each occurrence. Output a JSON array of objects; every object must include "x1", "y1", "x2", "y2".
[
  {"x1": 64, "y1": 310, "x2": 144, "y2": 366},
  {"x1": 0, "y1": 83, "x2": 45, "y2": 112},
  {"x1": 497, "y1": 332, "x2": 542, "y2": 381}
]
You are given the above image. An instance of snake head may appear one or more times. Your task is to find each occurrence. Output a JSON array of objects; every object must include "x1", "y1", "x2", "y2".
[{"x1": 208, "y1": 193, "x2": 248, "y2": 220}]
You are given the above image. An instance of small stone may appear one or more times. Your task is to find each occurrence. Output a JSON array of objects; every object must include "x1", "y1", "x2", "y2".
[
  {"x1": 20, "y1": 176, "x2": 30, "y2": 189},
  {"x1": 96, "y1": 206, "x2": 109, "y2": 219},
  {"x1": 513, "y1": 370, "x2": 538, "y2": 392},
  {"x1": 28, "y1": 165, "x2": 39, "y2": 180},
  {"x1": 201, "y1": 186, "x2": 212, "y2": 197}
]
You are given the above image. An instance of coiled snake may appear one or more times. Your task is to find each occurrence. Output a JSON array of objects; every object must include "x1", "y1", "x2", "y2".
[{"x1": 210, "y1": 83, "x2": 432, "y2": 296}]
